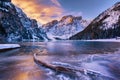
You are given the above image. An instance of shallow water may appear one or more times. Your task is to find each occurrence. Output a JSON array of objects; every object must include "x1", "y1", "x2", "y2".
[{"x1": 0, "y1": 41, "x2": 120, "y2": 80}]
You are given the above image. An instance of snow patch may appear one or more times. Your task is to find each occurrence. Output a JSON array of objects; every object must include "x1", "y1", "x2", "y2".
[
  {"x1": 4, "y1": 2, "x2": 12, "y2": 8},
  {"x1": 0, "y1": 44, "x2": 20, "y2": 50},
  {"x1": 102, "y1": 11, "x2": 120, "y2": 30},
  {"x1": 82, "y1": 38, "x2": 120, "y2": 42},
  {"x1": 0, "y1": 7, "x2": 9, "y2": 12}
]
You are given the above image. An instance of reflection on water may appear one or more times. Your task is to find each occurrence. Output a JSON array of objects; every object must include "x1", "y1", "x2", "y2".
[{"x1": 0, "y1": 41, "x2": 120, "y2": 80}]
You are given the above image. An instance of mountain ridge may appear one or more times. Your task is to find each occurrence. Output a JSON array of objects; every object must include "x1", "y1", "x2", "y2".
[
  {"x1": 42, "y1": 15, "x2": 90, "y2": 39},
  {"x1": 0, "y1": 0, "x2": 48, "y2": 42},
  {"x1": 70, "y1": 2, "x2": 120, "y2": 40}
]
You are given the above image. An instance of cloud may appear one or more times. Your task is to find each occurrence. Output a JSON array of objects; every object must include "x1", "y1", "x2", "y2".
[
  {"x1": 12, "y1": 0, "x2": 64, "y2": 24},
  {"x1": 51, "y1": 0, "x2": 61, "y2": 7},
  {"x1": 63, "y1": 11, "x2": 82, "y2": 17}
]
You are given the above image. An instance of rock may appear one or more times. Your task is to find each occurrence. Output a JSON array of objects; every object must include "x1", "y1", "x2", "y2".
[{"x1": 0, "y1": 1, "x2": 48, "y2": 42}]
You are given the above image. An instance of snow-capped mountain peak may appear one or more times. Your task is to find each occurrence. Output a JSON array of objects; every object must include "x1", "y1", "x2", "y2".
[{"x1": 42, "y1": 15, "x2": 90, "y2": 40}]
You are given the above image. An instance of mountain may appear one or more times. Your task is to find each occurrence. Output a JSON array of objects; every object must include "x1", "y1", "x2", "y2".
[
  {"x1": 42, "y1": 15, "x2": 90, "y2": 40},
  {"x1": 0, "y1": 0, "x2": 48, "y2": 42},
  {"x1": 70, "y1": 2, "x2": 120, "y2": 40}
]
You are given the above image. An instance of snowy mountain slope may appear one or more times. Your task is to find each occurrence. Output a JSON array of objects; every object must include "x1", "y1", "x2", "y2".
[
  {"x1": 70, "y1": 2, "x2": 120, "y2": 40},
  {"x1": 0, "y1": 0, "x2": 48, "y2": 42},
  {"x1": 42, "y1": 15, "x2": 90, "y2": 39}
]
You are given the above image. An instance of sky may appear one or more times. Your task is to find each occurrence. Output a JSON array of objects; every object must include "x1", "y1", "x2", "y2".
[{"x1": 12, "y1": 0, "x2": 120, "y2": 24}]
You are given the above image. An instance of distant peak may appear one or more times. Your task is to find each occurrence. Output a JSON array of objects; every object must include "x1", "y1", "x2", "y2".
[
  {"x1": 51, "y1": 20, "x2": 58, "y2": 24},
  {"x1": 61, "y1": 15, "x2": 73, "y2": 20}
]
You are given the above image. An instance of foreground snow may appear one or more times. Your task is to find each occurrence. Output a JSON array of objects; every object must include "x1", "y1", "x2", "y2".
[
  {"x1": 0, "y1": 44, "x2": 20, "y2": 50},
  {"x1": 82, "y1": 38, "x2": 120, "y2": 42}
]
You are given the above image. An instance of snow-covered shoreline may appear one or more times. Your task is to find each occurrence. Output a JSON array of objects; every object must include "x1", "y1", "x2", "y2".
[
  {"x1": 0, "y1": 44, "x2": 20, "y2": 50},
  {"x1": 82, "y1": 38, "x2": 120, "y2": 42}
]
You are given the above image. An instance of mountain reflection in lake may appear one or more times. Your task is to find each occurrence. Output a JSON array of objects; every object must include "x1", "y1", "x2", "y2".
[{"x1": 0, "y1": 41, "x2": 120, "y2": 80}]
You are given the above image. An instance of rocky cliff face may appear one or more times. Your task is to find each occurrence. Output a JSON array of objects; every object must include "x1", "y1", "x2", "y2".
[
  {"x1": 70, "y1": 2, "x2": 120, "y2": 40},
  {"x1": 0, "y1": 0, "x2": 48, "y2": 42},
  {"x1": 42, "y1": 15, "x2": 90, "y2": 39}
]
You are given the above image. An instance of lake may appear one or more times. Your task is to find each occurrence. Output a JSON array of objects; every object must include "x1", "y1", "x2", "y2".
[{"x1": 0, "y1": 40, "x2": 120, "y2": 80}]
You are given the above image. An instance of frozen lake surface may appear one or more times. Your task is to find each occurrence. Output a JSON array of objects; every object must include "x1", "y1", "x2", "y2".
[{"x1": 0, "y1": 40, "x2": 120, "y2": 80}]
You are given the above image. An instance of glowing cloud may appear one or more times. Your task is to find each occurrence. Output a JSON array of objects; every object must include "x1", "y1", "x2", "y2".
[{"x1": 12, "y1": 0, "x2": 64, "y2": 24}]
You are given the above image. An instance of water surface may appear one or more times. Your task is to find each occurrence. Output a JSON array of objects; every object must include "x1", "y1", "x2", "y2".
[{"x1": 0, "y1": 41, "x2": 120, "y2": 80}]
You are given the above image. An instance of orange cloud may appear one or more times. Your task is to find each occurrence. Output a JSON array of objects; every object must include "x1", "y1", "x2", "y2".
[{"x1": 12, "y1": 0, "x2": 63, "y2": 24}]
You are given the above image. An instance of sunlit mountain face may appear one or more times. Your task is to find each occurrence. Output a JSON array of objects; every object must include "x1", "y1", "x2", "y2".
[{"x1": 12, "y1": 0, "x2": 120, "y2": 24}]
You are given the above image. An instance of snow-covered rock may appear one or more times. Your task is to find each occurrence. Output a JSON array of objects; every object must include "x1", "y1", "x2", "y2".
[
  {"x1": 94, "y1": 2, "x2": 120, "y2": 30},
  {"x1": 70, "y1": 2, "x2": 120, "y2": 40},
  {"x1": 0, "y1": 44, "x2": 20, "y2": 50},
  {"x1": 42, "y1": 15, "x2": 90, "y2": 40},
  {"x1": 0, "y1": 1, "x2": 48, "y2": 42}
]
